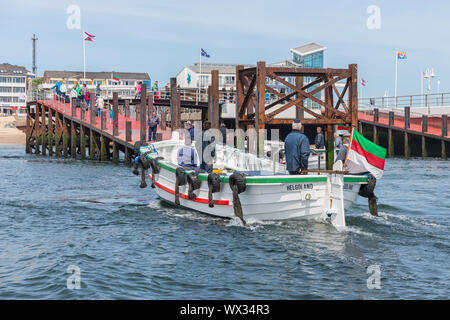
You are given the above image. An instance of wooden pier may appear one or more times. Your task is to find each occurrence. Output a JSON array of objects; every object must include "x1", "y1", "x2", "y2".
[{"x1": 25, "y1": 73, "x2": 222, "y2": 164}]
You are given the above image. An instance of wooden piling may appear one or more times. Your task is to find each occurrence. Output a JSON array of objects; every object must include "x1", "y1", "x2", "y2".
[
  {"x1": 80, "y1": 125, "x2": 86, "y2": 160},
  {"x1": 124, "y1": 99, "x2": 130, "y2": 118},
  {"x1": 25, "y1": 106, "x2": 32, "y2": 154},
  {"x1": 373, "y1": 125, "x2": 378, "y2": 145},
  {"x1": 90, "y1": 95, "x2": 96, "y2": 125},
  {"x1": 89, "y1": 129, "x2": 96, "y2": 160},
  {"x1": 170, "y1": 78, "x2": 180, "y2": 131},
  {"x1": 41, "y1": 105, "x2": 47, "y2": 156},
  {"x1": 112, "y1": 141, "x2": 119, "y2": 164},
  {"x1": 34, "y1": 104, "x2": 41, "y2": 155},
  {"x1": 62, "y1": 117, "x2": 69, "y2": 158},
  {"x1": 209, "y1": 70, "x2": 220, "y2": 129},
  {"x1": 101, "y1": 110, "x2": 107, "y2": 130},
  {"x1": 404, "y1": 132, "x2": 410, "y2": 158},
  {"x1": 421, "y1": 115, "x2": 428, "y2": 158},
  {"x1": 71, "y1": 120, "x2": 77, "y2": 158},
  {"x1": 255, "y1": 61, "x2": 266, "y2": 157},
  {"x1": 388, "y1": 111, "x2": 394, "y2": 157},
  {"x1": 100, "y1": 135, "x2": 107, "y2": 161},
  {"x1": 55, "y1": 112, "x2": 62, "y2": 157},
  {"x1": 147, "y1": 92, "x2": 154, "y2": 116},
  {"x1": 442, "y1": 115, "x2": 448, "y2": 159},
  {"x1": 48, "y1": 107, "x2": 53, "y2": 156},
  {"x1": 126, "y1": 121, "x2": 132, "y2": 142}
]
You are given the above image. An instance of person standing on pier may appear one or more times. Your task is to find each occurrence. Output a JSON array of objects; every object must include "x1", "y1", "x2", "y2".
[
  {"x1": 135, "y1": 82, "x2": 142, "y2": 99},
  {"x1": 147, "y1": 111, "x2": 159, "y2": 142},
  {"x1": 96, "y1": 83, "x2": 101, "y2": 97},
  {"x1": 85, "y1": 90, "x2": 91, "y2": 110},
  {"x1": 285, "y1": 120, "x2": 310, "y2": 175},
  {"x1": 315, "y1": 127, "x2": 325, "y2": 149},
  {"x1": 152, "y1": 81, "x2": 159, "y2": 99}
]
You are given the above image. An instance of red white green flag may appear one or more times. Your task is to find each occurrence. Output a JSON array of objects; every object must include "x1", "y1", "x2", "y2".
[
  {"x1": 112, "y1": 73, "x2": 120, "y2": 81},
  {"x1": 346, "y1": 129, "x2": 387, "y2": 179}
]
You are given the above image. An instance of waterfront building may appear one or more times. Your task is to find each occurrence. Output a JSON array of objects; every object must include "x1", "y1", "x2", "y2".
[
  {"x1": 42, "y1": 70, "x2": 151, "y2": 98},
  {"x1": 0, "y1": 63, "x2": 29, "y2": 115}
]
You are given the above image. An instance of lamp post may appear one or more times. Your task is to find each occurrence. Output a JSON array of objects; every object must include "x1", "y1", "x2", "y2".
[{"x1": 424, "y1": 68, "x2": 435, "y2": 115}]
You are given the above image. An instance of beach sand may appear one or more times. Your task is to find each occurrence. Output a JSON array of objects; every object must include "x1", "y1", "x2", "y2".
[{"x1": 0, "y1": 116, "x2": 26, "y2": 145}]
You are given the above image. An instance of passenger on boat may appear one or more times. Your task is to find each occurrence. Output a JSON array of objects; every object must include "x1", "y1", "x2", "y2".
[
  {"x1": 177, "y1": 136, "x2": 198, "y2": 170},
  {"x1": 285, "y1": 120, "x2": 310, "y2": 175}
]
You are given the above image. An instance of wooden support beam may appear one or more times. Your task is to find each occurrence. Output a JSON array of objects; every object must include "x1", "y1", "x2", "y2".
[
  {"x1": 80, "y1": 124, "x2": 86, "y2": 160},
  {"x1": 62, "y1": 117, "x2": 69, "y2": 158},
  {"x1": 421, "y1": 135, "x2": 427, "y2": 158},
  {"x1": 113, "y1": 92, "x2": 119, "y2": 136},
  {"x1": 442, "y1": 115, "x2": 448, "y2": 137},
  {"x1": 41, "y1": 105, "x2": 47, "y2": 156},
  {"x1": 442, "y1": 141, "x2": 447, "y2": 160},
  {"x1": 100, "y1": 135, "x2": 107, "y2": 161},
  {"x1": 325, "y1": 75, "x2": 334, "y2": 170},
  {"x1": 388, "y1": 111, "x2": 394, "y2": 157},
  {"x1": 404, "y1": 132, "x2": 410, "y2": 158},
  {"x1": 235, "y1": 65, "x2": 245, "y2": 135},
  {"x1": 48, "y1": 107, "x2": 53, "y2": 156},
  {"x1": 209, "y1": 70, "x2": 220, "y2": 129},
  {"x1": 55, "y1": 112, "x2": 62, "y2": 157},
  {"x1": 295, "y1": 76, "x2": 304, "y2": 120},
  {"x1": 125, "y1": 147, "x2": 132, "y2": 166},
  {"x1": 89, "y1": 129, "x2": 96, "y2": 160},
  {"x1": 140, "y1": 84, "x2": 147, "y2": 141},
  {"x1": 90, "y1": 95, "x2": 96, "y2": 125},
  {"x1": 126, "y1": 121, "x2": 132, "y2": 142},
  {"x1": 34, "y1": 104, "x2": 41, "y2": 154},
  {"x1": 25, "y1": 106, "x2": 32, "y2": 154},
  {"x1": 170, "y1": 78, "x2": 180, "y2": 131},
  {"x1": 373, "y1": 125, "x2": 378, "y2": 145},
  {"x1": 255, "y1": 61, "x2": 266, "y2": 156},
  {"x1": 349, "y1": 64, "x2": 358, "y2": 129},
  {"x1": 101, "y1": 110, "x2": 107, "y2": 130},
  {"x1": 373, "y1": 108, "x2": 379, "y2": 123},
  {"x1": 404, "y1": 106, "x2": 410, "y2": 129},
  {"x1": 422, "y1": 115, "x2": 428, "y2": 133},
  {"x1": 112, "y1": 141, "x2": 119, "y2": 164},
  {"x1": 124, "y1": 99, "x2": 130, "y2": 118}
]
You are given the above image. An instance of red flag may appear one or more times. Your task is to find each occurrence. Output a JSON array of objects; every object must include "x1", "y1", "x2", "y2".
[
  {"x1": 84, "y1": 37, "x2": 94, "y2": 42},
  {"x1": 84, "y1": 32, "x2": 95, "y2": 38}
]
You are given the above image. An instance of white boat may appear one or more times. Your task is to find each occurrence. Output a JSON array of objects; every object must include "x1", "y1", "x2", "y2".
[{"x1": 137, "y1": 134, "x2": 369, "y2": 229}]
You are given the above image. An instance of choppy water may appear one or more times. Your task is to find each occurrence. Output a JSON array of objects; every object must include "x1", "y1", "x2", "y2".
[{"x1": 0, "y1": 145, "x2": 448, "y2": 299}]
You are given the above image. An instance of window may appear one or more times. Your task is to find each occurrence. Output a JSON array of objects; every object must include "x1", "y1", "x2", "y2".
[
  {"x1": 0, "y1": 96, "x2": 12, "y2": 102},
  {"x1": 13, "y1": 87, "x2": 25, "y2": 93},
  {"x1": 0, "y1": 87, "x2": 12, "y2": 93},
  {"x1": 0, "y1": 77, "x2": 12, "y2": 83},
  {"x1": 224, "y1": 76, "x2": 235, "y2": 85},
  {"x1": 12, "y1": 77, "x2": 25, "y2": 83}
]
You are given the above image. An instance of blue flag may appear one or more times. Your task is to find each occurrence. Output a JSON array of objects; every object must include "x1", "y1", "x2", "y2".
[{"x1": 201, "y1": 48, "x2": 210, "y2": 58}]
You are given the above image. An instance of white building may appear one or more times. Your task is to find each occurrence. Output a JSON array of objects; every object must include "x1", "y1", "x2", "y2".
[
  {"x1": 176, "y1": 63, "x2": 253, "y2": 90},
  {"x1": 0, "y1": 63, "x2": 29, "y2": 115}
]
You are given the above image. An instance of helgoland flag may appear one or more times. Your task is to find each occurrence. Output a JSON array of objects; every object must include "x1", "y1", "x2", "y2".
[
  {"x1": 346, "y1": 129, "x2": 387, "y2": 179},
  {"x1": 112, "y1": 73, "x2": 119, "y2": 81}
]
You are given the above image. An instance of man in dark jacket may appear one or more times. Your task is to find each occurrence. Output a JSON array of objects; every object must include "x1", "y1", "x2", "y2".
[
  {"x1": 315, "y1": 126, "x2": 325, "y2": 149},
  {"x1": 284, "y1": 120, "x2": 310, "y2": 175},
  {"x1": 147, "y1": 112, "x2": 159, "y2": 141}
]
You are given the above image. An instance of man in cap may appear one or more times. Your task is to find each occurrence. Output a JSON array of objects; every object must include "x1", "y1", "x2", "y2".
[{"x1": 284, "y1": 120, "x2": 310, "y2": 175}]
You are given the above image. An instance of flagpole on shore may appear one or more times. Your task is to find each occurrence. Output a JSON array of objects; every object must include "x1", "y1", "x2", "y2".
[
  {"x1": 421, "y1": 71, "x2": 424, "y2": 107},
  {"x1": 394, "y1": 51, "x2": 398, "y2": 107},
  {"x1": 199, "y1": 48, "x2": 202, "y2": 98}
]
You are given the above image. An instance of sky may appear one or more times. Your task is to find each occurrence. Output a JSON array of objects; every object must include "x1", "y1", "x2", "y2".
[{"x1": 1, "y1": 0, "x2": 449, "y2": 98}]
